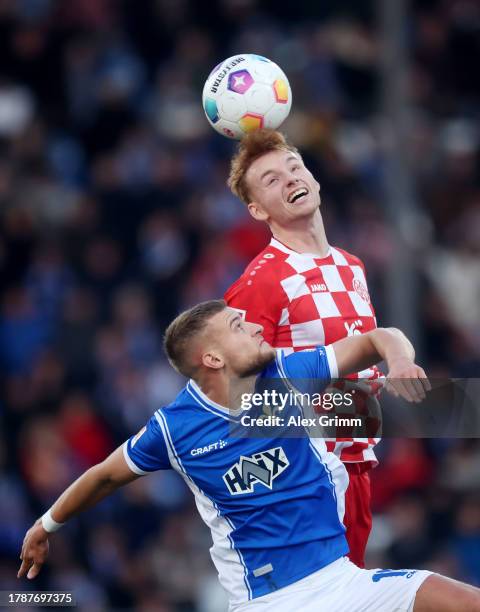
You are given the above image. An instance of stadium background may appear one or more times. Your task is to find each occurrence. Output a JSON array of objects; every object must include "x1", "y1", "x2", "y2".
[{"x1": 1, "y1": 0, "x2": 479, "y2": 610}]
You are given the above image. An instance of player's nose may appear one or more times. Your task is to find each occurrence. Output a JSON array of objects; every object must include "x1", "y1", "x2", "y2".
[{"x1": 248, "y1": 322, "x2": 264, "y2": 336}]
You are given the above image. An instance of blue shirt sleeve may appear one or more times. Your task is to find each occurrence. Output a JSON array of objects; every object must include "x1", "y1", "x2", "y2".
[
  {"x1": 276, "y1": 346, "x2": 338, "y2": 393},
  {"x1": 123, "y1": 413, "x2": 171, "y2": 474}
]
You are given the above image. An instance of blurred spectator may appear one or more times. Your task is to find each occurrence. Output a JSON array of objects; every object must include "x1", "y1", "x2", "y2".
[{"x1": 0, "y1": 286, "x2": 51, "y2": 374}]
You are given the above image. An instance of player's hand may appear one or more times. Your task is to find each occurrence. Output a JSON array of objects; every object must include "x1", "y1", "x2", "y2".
[
  {"x1": 386, "y1": 358, "x2": 431, "y2": 403},
  {"x1": 17, "y1": 519, "x2": 50, "y2": 580}
]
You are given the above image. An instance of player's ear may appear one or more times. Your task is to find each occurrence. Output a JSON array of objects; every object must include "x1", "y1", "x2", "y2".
[
  {"x1": 202, "y1": 351, "x2": 224, "y2": 370},
  {"x1": 247, "y1": 201, "x2": 269, "y2": 222}
]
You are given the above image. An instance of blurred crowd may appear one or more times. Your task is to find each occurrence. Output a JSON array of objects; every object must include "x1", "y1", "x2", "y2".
[{"x1": 0, "y1": 0, "x2": 479, "y2": 610}]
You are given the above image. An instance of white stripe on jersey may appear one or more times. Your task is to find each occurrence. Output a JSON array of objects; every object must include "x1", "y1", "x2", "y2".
[
  {"x1": 187, "y1": 380, "x2": 245, "y2": 422},
  {"x1": 186, "y1": 383, "x2": 232, "y2": 421},
  {"x1": 274, "y1": 349, "x2": 347, "y2": 524},
  {"x1": 324, "y1": 345, "x2": 338, "y2": 379},
  {"x1": 122, "y1": 441, "x2": 150, "y2": 475},
  {"x1": 155, "y1": 409, "x2": 252, "y2": 602},
  {"x1": 309, "y1": 438, "x2": 347, "y2": 524}
]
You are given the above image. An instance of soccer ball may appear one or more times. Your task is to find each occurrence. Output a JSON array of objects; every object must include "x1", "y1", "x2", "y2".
[{"x1": 202, "y1": 54, "x2": 292, "y2": 140}]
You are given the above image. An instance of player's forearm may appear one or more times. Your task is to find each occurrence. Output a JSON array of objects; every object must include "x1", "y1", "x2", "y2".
[
  {"x1": 368, "y1": 327, "x2": 415, "y2": 368},
  {"x1": 47, "y1": 464, "x2": 123, "y2": 524},
  {"x1": 19, "y1": 446, "x2": 139, "y2": 580}
]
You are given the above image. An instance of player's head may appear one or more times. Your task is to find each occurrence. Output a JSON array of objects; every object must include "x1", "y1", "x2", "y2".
[
  {"x1": 164, "y1": 300, "x2": 275, "y2": 380},
  {"x1": 228, "y1": 128, "x2": 321, "y2": 227}
]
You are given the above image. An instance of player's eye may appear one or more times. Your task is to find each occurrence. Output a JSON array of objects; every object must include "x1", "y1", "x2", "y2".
[
  {"x1": 268, "y1": 176, "x2": 278, "y2": 185},
  {"x1": 291, "y1": 165, "x2": 300, "y2": 171}
]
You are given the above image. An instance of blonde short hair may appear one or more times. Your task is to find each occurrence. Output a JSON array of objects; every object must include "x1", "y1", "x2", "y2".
[
  {"x1": 163, "y1": 300, "x2": 226, "y2": 378},
  {"x1": 227, "y1": 129, "x2": 298, "y2": 205}
]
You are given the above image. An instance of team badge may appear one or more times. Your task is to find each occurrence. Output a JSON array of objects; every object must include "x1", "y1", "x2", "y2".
[{"x1": 353, "y1": 278, "x2": 370, "y2": 303}]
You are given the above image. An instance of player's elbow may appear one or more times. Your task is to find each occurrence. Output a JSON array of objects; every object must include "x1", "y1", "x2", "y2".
[
  {"x1": 386, "y1": 327, "x2": 414, "y2": 353},
  {"x1": 366, "y1": 327, "x2": 390, "y2": 342},
  {"x1": 385, "y1": 326, "x2": 405, "y2": 338},
  {"x1": 365, "y1": 328, "x2": 398, "y2": 355},
  {"x1": 372, "y1": 327, "x2": 403, "y2": 340},
  {"x1": 372, "y1": 327, "x2": 415, "y2": 360}
]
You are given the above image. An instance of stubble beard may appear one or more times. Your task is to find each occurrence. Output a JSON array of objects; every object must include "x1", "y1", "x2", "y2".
[{"x1": 238, "y1": 348, "x2": 276, "y2": 378}]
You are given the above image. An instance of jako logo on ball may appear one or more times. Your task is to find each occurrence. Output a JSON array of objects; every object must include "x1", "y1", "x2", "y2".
[{"x1": 202, "y1": 54, "x2": 292, "y2": 140}]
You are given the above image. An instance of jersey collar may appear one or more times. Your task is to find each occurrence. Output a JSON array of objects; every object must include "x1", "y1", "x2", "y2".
[
  {"x1": 270, "y1": 237, "x2": 332, "y2": 259},
  {"x1": 187, "y1": 379, "x2": 245, "y2": 422}
]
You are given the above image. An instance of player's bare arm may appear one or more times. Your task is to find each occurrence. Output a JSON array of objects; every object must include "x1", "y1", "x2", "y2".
[
  {"x1": 18, "y1": 445, "x2": 139, "y2": 580},
  {"x1": 332, "y1": 327, "x2": 431, "y2": 403}
]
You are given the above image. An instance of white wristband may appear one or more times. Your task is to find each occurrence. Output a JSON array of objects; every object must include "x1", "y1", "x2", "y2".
[{"x1": 41, "y1": 509, "x2": 65, "y2": 533}]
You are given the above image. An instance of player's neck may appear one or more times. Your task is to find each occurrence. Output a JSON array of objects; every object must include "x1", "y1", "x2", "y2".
[
  {"x1": 196, "y1": 372, "x2": 256, "y2": 412},
  {"x1": 270, "y1": 210, "x2": 329, "y2": 257}
]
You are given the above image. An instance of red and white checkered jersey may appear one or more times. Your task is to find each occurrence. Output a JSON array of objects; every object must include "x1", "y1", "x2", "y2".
[{"x1": 224, "y1": 237, "x2": 383, "y2": 465}]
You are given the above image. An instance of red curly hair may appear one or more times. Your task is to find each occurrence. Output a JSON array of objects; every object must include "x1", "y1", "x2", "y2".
[{"x1": 228, "y1": 129, "x2": 298, "y2": 205}]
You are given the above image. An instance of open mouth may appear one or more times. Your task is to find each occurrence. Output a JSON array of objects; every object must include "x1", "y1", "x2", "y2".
[{"x1": 287, "y1": 187, "x2": 308, "y2": 204}]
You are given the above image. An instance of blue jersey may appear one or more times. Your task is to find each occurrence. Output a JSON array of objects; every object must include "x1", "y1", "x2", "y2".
[{"x1": 124, "y1": 346, "x2": 348, "y2": 605}]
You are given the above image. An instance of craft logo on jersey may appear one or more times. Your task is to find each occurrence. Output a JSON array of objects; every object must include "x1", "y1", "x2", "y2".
[
  {"x1": 223, "y1": 447, "x2": 289, "y2": 495},
  {"x1": 191, "y1": 439, "x2": 227, "y2": 456},
  {"x1": 353, "y1": 278, "x2": 370, "y2": 303}
]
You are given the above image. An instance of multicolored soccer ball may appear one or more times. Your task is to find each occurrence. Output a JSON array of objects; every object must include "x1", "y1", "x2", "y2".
[{"x1": 202, "y1": 54, "x2": 292, "y2": 140}]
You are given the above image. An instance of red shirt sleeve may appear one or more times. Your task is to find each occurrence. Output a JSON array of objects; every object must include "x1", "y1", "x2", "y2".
[{"x1": 224, "y1": 273, "x2": 281, "y2": 346}]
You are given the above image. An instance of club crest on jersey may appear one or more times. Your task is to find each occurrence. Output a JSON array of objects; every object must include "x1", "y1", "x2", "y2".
[
  {"x1": 223, "y1": 447, "x2": 289, "y2": 495},
  {"x1": 353, "y1": 278, "x2": 370, "y2": 303}
]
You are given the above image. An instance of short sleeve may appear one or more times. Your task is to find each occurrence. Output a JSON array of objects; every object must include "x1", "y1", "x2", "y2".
[
  {"x1": 279, "y1": 345, "x2": 338, "y2": 389},
  {"x1": 224, "y1": 276, "x2": 280, "y2": 346},
  {"x1": 123, "y1": 413, "x2": 171, "y2": 474}
]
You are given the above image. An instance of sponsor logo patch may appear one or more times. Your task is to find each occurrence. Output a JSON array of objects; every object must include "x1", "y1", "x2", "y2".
[{"x1": 223, "y1": 447, "x2": 289, "y2": 495}]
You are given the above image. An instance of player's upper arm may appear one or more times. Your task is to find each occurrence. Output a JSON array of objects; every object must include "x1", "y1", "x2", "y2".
[
  {"x1": 331, "y1": 334, "x2": 379, "y2": 377},
  {"x1": 123, "y1": 412, "x2": 171, "y2": 475},
  {"x1": 224, "y1": 275, "x2": 280, "y2": 345},
  {"x1": 95, "y1": 445, "x2": 142, "y2": 486}
]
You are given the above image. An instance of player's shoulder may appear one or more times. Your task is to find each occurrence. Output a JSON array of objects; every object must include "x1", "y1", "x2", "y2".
[
  {"x1": 160, "y1": 386, "x2": 199, "y2": 418},
  {"x1": 158, "y1": 386, "x2": 215, "y2": 433},
  {"x1": 331, "y1": 246, "x2": 366, "y2": 270},
  {"x1": 224, "y1": 242, "x2": 288, "y2": 302}
]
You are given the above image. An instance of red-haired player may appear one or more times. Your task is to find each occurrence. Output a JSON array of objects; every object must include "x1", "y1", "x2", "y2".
[{"x1": 224, "y1": 129, "x2": 382, "y2": 568}]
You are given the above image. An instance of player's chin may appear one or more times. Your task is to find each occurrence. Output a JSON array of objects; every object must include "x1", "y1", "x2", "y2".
[
  {"x1": 258, "y1": 337, "x2": 273, "y2": 353},
  {"x1": 239, "y1": 349, "x2": 275, "y2": 378},
  {"x1": 288, "y1": 199, "x2": 316, "y2": 216},
  {"x1": 262, "y1": 344, "x2": 275, "y2": 360}
]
